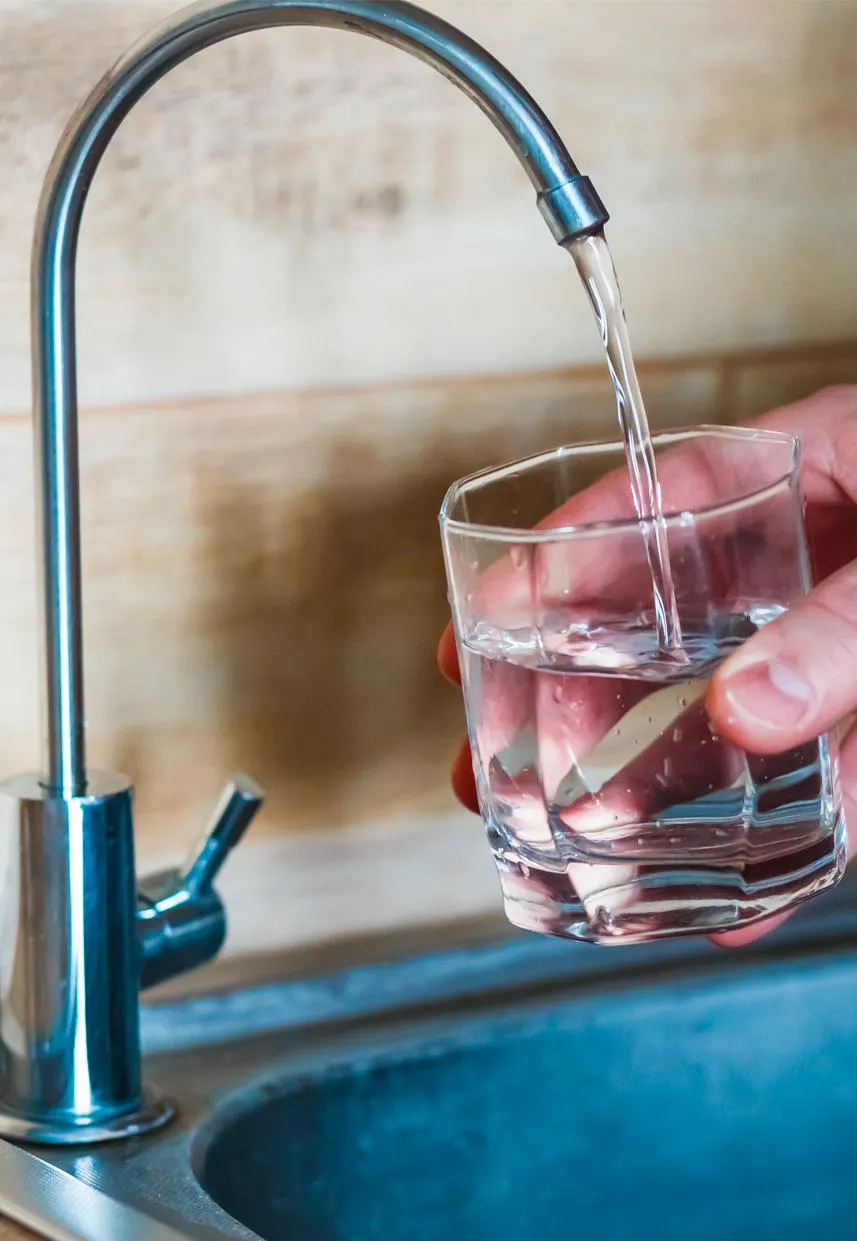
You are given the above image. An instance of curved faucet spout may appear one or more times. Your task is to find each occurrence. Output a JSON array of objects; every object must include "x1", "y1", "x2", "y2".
[
  {"x1": 3, "y1": 0, "x2": 610, "y2": 1145},
  {"x1": 32, "y1": 0, "x2": 608, "y2": 796}
]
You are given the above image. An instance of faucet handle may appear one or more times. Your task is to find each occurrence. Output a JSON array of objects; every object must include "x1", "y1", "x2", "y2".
[
  {"x1": 137, "y1": 774, "x2": 264, "y2": 990},
  {"x1": 181, "y1": 774, "x2": 265, "y2": 895}
]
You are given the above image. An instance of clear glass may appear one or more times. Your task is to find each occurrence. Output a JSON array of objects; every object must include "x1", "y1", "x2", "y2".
[{"x1": 440, "y1": 426, "x2": 847, "y2": 944}]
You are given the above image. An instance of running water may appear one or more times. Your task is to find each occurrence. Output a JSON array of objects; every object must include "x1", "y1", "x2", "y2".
[{"x1": 568, "y1": 233, "x2": 683, "y2": 655}]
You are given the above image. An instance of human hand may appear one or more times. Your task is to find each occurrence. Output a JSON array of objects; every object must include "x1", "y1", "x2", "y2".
[{"x1": 438, "y1": 386, "x2": 857, "y2": 944}]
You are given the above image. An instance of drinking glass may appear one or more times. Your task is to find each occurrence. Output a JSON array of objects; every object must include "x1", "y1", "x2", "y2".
[{"x1": 440, "y1": 426, "x2": 846, "y2": 944}]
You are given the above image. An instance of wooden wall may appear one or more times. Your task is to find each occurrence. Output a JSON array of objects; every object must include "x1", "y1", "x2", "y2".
[{"x1": 0, "y1": 1, "x2": 855, "y2": 979}]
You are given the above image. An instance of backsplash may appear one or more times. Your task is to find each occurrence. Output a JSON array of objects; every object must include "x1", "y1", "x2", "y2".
[
  {"x1": 2, "y1": 1, "x2": 857, "y2": 404},
  {"x1": 0, "y1": 1, "x2": 855, "y2": 971}
]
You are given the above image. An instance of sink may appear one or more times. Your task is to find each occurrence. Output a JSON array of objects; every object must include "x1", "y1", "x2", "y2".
[
  {"x1": 4, "y1": 881, "x2": 857, "y2": 1241},
  {"x1": 193, "y1": 948, "x2": 857, "y2": 1241}
]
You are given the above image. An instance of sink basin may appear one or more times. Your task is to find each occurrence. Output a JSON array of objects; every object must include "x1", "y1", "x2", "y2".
[
  {"x1": 193, "y1": 948, "x2": 857, "y2": 1241},
  {"x1": 5, "y1": 882, "x2": 857, "y2": 1241}
]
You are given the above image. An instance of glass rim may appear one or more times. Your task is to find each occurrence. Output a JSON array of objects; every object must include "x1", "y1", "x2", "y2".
[{"x1": 439, "y1": 424, "x2": 800, "y2": 543}]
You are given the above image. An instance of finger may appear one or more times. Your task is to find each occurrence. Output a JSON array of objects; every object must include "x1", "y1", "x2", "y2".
[
  {"x1": 467, "y1": 438, "x2": 710, "y2": 631},
  {"x1": 755, "y1": 385, "x2": 857, "y2": 507},
  {"x1": 470, "y1": 653, "x2": 532, "y2": 760},
  {"x1": 447, "y1": 384, "x2": 857, "y2": 642},
  {"x1": 475, "y1": 670, "x2": 735, "y2": 864},
  {"x1": 451, "y1": 386, "x2": 857, "y2": 642},
  {"x1": 474, "y1": 664, "x2": 649, "y2": 848},
  {"x1": 807, "y1": 502, "x2": 857, "y2": 581},
  {"x1": 451, "y1": 738, "x2": 479, "y2": 814},
  {"x1": 708, "y1": 558, "x2": 857, "y2": 754},
  {"x1": 534, "y1": 668, "x2": 651, "y2": 806},
  {"x1": 437, "y1": 624, "x2": 461, "y2": 685},
  {"x1": 708, "y1": 911, "x2": 792, "y2": 949},
  {"x1": 448, "y1": 667, "x2": 646, "y2": 820},
  {"x1": 444, "y1": 423, "x2": 793, "y2": 656},
  {"x1": 556, "y1": 697, "x2": 742, "y2": 852}
]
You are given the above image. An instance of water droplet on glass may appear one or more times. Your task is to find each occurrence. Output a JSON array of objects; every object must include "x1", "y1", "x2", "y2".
[{"x1": 678, "y1": 696, "x2": 688, "y2": 709}]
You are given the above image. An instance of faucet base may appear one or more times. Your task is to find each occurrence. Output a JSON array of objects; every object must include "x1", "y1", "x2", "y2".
[{"x1": 0, "y1": 1088, "x2": 175, "y2": 1147}]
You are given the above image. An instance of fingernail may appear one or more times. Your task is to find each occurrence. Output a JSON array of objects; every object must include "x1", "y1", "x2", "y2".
[{"x1": 720, "y1": 659, "x2": 814, "y2": 731}]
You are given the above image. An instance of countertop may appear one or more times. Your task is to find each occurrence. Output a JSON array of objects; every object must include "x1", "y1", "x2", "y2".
[{"x1": 0, "y1": 1216, "x2": 38, "y2": 1239}]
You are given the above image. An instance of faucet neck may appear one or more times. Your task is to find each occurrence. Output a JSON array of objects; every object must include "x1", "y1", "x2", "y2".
[
  {"x1": 9, "y1": 0, "x2": 609, "y2": 1147},
  {"x1": 31, "y1": 0, "x2": 607, "y2": 796}
]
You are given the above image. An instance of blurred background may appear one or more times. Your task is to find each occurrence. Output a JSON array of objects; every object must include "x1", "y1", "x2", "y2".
[{"x1": 0, "y1": 0, "x2": 855, "y2": 982}]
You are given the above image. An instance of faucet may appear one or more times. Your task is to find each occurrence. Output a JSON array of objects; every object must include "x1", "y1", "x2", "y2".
[{"x1": 0, "y1": 0, "x2": 608, "y2": 1144}]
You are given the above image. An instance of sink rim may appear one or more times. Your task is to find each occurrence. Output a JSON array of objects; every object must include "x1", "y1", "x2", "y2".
[{"x1": 142, "y1": 873, "x2": 857, "y2": 1060}]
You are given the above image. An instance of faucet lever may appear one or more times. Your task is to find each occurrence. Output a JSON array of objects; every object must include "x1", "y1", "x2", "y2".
[
  {"x1": 136, "y1": 774, "x2": 264, "y2": 992},
  {"x1": 181, "y1": 774, "x2": 265, "y2": 895}
]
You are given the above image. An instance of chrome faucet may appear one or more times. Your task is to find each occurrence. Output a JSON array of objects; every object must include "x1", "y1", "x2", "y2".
[{"x1": 0, "y1": 0, "x2": 609, "y2": 1145}]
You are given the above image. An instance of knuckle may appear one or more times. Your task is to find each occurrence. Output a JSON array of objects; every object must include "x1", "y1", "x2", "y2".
[
  {"x1": 817, "y1": 385, "x2": 857, "y2": 416},
  {"x1": 806, "y1": 585, "x2": 857, "y2": 672}
]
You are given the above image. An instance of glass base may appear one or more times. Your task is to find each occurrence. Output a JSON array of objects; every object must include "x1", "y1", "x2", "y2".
[{"x1": 495, "y1": 814, "x2": 848, "y2": 946}]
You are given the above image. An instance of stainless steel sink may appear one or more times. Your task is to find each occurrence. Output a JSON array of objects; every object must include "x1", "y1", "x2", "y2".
[
  {"x1": 195, "y1": 958, "x2": 857, "y2": 1241},
  {"x1": 4, "y1": 882, "x2": 857, "y2": 1241}
]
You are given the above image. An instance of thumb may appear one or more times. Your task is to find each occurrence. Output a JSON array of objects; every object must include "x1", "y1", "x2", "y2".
[{"x1": 708, "y1": 563, "x2": 857, "y2": 753}]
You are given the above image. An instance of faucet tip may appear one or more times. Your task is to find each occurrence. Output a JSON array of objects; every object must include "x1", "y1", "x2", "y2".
[
  {"x1": 230, "y1": 772, "x2": 267, "y2": 803},
  {"x1": 538, "y1": 175, "x2": 609, "y2": 246}
]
